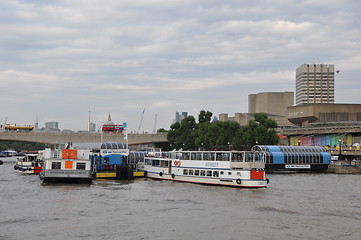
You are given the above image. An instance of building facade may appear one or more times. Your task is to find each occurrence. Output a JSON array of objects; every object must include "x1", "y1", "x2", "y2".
[
  {"x1": 175, "y1": 112, "x2": 188, "y2": 123},
  {"x1": 296, "y1": 64, "x2": 335, "y2": 105}
]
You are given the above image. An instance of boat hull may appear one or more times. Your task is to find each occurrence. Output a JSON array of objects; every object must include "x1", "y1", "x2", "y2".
[
  {"x1": 40, "y1": 169, "x2": 92, "y2": 184},
  {"x1": 145, "y1": 171, "x2": 268, "y2": 188}
]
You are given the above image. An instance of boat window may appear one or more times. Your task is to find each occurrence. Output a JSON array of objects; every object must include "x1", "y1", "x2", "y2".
[
  {"x1": 222, "y1": 153, "x2": 230, "y2": 161},
  {"x1": 51, "y1": 162, "x2": 61, "y2": 169},
  {"x1": 77, "y1": 163, "x2": 86, "y2": 170},
  {"x1": 183, "y1": 169, "x2": 188, "y2": 175},
  {"x1": 191, "y1": 153, "x2": 197, "y2": 160},
  {"x1": 160, "y1": 160, "x2": 169, "y2": 167},
  {"x1": 144, "y1": 158, "x2": 151, "y2": 165},
  {"x1": 200, "y1": 170, "x2": 206, "y2": 176},
  {"x1": 220, "y1": 171, "x2": 224, "y2": 175},
  {"x1": 216, "y1": 153, "x2": 222, "y2": 161},
  {"x1": 228, "y1": 172, "x2": 232, "y2": 175},
  {"x1": 209, "y1": 153, "x2": 215, "y2": 161},
  {"x1": 152, "y1": 160, "x2": 160, "y2": 166},
  {"x1": 194, "y1": 170, "x2": 200, "y2": 176},
  {"x1": 206, "y1": 171, "x2": 212, "y2": 177},
  {"x1": 189, "y1": 169, "x2": 194, "y2": 175},
  {"x1": 182, "y1": 153, "x2": 190, "y2": 160},
  {"x1": 237, "y1": 172, "x2": 241, "y2": 175},
  {"x1": 104, "y1": 157, "x2": 110, "y2": 164},
  {"x1": 213, "y1": 171, "x2": 219, "y2": 177},
  {"x1": 196, "y1": 153, "x2": 203, "y2": 160},
  {"x1": 231, "y1": 153, "x2": 243, "y2": 162}
]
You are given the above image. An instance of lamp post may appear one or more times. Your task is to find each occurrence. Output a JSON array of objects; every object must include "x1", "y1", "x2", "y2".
[{"x1": 338, "y1": 139, "x2": 342, "y2": 160}]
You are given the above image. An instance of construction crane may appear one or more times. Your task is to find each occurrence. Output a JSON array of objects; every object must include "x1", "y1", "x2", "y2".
[
  {"x1": 137, "y1": 109, "x2": 145, "y2": 133},
  {"x1": 153, "y1": 114, "x2": 157, "y2": 133}
]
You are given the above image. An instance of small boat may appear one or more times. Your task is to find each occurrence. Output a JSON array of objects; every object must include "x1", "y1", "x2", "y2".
[
  {"x1": 14, "y1": 153, "x2": 41, "y2": 174},
  {"x1": 39, "y1": 145, "x2": 92, "y2": 184},
  {"x1": 143, "y1": 150, "x2": 269, "y2": 188}
]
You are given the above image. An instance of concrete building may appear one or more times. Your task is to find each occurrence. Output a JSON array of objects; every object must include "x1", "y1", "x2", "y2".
[
  {"x1": 220, "y1": 91, "x2": 295, "y2": 127},
  {"x1": 249, "y1": 92, "x2": 294, "y2": 117},
  {"x1": 296, "y1": 64, "x2": 335, "y2": 105},
  {"x1": 287, "y1": 103, "x2": 361, "y2": 126},
  {"x1": 45, "y1": 121, "x2": 60, "y2": 132}
]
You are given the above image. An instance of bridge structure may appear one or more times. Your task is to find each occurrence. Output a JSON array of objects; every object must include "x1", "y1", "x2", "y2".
[{"x1": 0, "y1": 131, "x2": 168, "y2": 145}]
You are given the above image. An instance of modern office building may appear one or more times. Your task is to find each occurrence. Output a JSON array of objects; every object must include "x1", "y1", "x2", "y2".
[
  {"x1": 175, "y1": 112, "x2": 188, "y2": 123},
  {"x1": 296, "y1": 64, "x2": 335, "y2": 105}
]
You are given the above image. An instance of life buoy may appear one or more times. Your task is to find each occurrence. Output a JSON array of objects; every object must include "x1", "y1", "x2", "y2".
[
  {"x1": 159, "y1": 172, "x2": 163, "y2": 177},
  {"x1": 236, "y1": 179, "x2": 242, "y2": 184},
  {"x1": 171, "y1": 174, "x2": 175, "y2": 178}
]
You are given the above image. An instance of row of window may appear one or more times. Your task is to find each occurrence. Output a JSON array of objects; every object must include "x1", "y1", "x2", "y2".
[
  {"x1": 183, "y1": 169, "x2": 236, "y2": 177},
  {"x1": 168, "y1": 152, "x2": 260, "y2": 162},
  {"x1": 51, "y1": 162, "x2": 86, "y2": 170}
]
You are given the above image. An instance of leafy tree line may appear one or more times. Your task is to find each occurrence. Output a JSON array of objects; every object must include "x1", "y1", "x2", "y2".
[
  {"x1": 158, "y1": 110, "x2": 279, "y2": 151},
  {"x1": 0, "y1": 141, "x2": 46, "y2": 152}
]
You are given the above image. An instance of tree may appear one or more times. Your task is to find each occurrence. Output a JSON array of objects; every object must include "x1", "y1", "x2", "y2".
[
  {"x1": 198, "y1": 110, "x2": 213, "y2": 124},
  {"x1": 237, "y1": 113, "x2": 279, "y2": 150},
  {"x1": 167, "y1": 116, "x2": 197, "y2": 150}
]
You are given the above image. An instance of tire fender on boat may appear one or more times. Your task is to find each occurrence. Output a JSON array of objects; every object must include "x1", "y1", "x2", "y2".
[
  {"x1": 159, "y1": 172, "x2": 163, "y2": 177},
  {"x1": 236, "y1": 179, "x2": 242, "y2": 184},
  {"x1": 171, "y1": 174, "x2": 175, "y2": 178},
  {"x1": 266, "y1": 178, "x2": 269, "y2": 184}
]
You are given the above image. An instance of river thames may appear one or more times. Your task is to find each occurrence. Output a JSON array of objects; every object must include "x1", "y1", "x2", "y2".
[{"x1": 1, "y1": 157, "x2": 360, "y2": 240}]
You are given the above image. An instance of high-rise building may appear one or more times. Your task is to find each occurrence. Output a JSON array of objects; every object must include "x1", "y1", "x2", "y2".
[
  {"x1": 295, "y1": 64, "x2": 335, "y2": 105},
  {"x1": 175, "y1": 112, "x2": 188, "y2": 123}
]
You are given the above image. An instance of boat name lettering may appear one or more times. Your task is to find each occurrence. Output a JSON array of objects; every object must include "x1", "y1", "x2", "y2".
[
  {"x1": 102, "y1": 149, "x2": 129, "y2": 155},
  {"x1": 285, "y1": 165, "x2": 311, "y2": 169},
  {"x1": 49, "y1": 170, "x2": 87, "y2": 175},
  {"x1": 205, "y1": 162, "x2": 219, "y2": 168}
]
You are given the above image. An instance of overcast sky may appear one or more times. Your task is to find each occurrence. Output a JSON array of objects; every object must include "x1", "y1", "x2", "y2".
[{"x1": 1, "y1": 0, "x2": 360, "y2": 132}]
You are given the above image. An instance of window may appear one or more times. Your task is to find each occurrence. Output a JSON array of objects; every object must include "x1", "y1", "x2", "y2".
[
  {"x1": 206, "y1": 171, "x2": 212, "y2": 177},
  {"x1": 183, "y1": 169, "x2": 188, "y2": 175},
  {"x1": 51, "y1": 162, "x2": 61, "y2": 169},
  {"x1": 220, "y1": 171, "x2": 224, "y2": 175},
  {"x1": 77, "y1": 163, "x2": 86, "y2": 170},
  {"x1": 189, "y1": 169, "x2": 194, "y2": 175},
  {"x1": 213, "y1": 171, "x2": 219, "y2": 177},
  {"x1": 200, "y1": 170, "x2": 206, "y2": 176},
  {"x1": 195, "y1": 170, "x2": 200, "y2": 176}
]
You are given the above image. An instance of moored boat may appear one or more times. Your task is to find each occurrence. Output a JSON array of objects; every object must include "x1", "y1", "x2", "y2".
[
  {"x1": 144, "y1": 150, "x2": 268, "y2": 188},
  {"x1": 14, "y1": 153, "x2": 41, "y2": 174},
  {"x1": 39, "y1": 145, "x2": 92, "y2": 184}
]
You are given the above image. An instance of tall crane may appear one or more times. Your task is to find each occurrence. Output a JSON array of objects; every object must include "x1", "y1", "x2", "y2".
[{"x1": 137, "y1": 109, "x2": 145, "y2": 133}]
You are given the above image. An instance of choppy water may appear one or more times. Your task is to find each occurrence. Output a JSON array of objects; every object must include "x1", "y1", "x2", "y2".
[{"x1": 1, "y1": 157, "x2": 361, "y2": 240}]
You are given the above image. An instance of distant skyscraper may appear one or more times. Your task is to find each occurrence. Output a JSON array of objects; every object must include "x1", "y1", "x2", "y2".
[
  {"x1": 175, "y1": 112, "x2": 188, "y2": 123},
  {"x1": 295, "y1": 64, "x2": 335, "y2": 105}
]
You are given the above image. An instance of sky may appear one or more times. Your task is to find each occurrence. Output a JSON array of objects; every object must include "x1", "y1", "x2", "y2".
[{"x1": 1, "y1": 0, "x2": 361, "y2": 132}]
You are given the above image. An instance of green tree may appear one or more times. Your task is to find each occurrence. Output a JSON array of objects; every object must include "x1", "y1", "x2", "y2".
[
  {"x1": 167, "y1": 116, "x2": 197, "y2": 150},
  {"x1": 198, "y1": 110, "x2": 213, "y2": 124},
  {"x1": 237, "y1": 113, "x2": 279, "y2": 150}
]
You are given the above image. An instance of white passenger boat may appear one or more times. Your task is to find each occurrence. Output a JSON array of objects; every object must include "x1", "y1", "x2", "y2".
[
  {"x1": 14, "y1": 153, "x2": 41, "y2": 174},
  {"x1": 39, "y1": 146, "x2": 92, "y2": 184},
  {"x1": 144, "y1": 150, "x2": 268, "y2": 188}
]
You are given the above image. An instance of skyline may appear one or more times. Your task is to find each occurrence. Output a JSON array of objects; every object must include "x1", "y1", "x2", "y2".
[{"x1": 1, "y1": 0, "x2": 361, "y2": 132}]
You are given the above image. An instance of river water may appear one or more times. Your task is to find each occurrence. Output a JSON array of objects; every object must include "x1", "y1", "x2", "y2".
[{"x1": 1, "y1": 157, "x2": 361, "y2": 240}]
